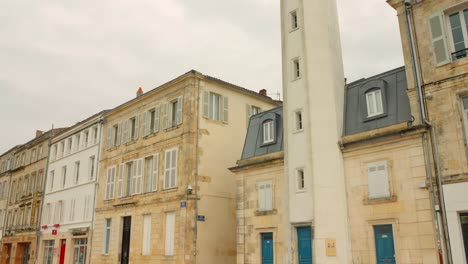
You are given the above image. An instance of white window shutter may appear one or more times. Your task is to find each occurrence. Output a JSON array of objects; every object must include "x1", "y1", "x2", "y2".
[
  {"x1": 137, "y1": 159, "x2": 143, "y2": 194},
  {"x1": 176, "y1": 96, "x2": 183, "y2": 125},
  {"x1": 154, "y1": 105, "x2": 160, "y2": 133},
  {"x1": 116, "y1": 123, "x2": 122, "y2": 146},
  {"x1": 141, "y1": 112, "x2": 147, "y2": 137},
  {"x1": 162, "y1": 103, "x2": 169, "y2": 129},
  {"x1": 265, "y1": 182, "x2": 272, "y2": 210},
  {"x1": 202, "y1": 91, "x2": 209, "y2": 118},
  {"x1": 222, "y1": 96, "x2": 229, "y2": 123},
  {"x1": 429, "y1": 12, "x2": 450, "y2": 66},
  {"x1": 164, "y1": 151, "x2": 170, "y2": 189},
  {"x1": 106, "y1": 127, "x2": 112, "y2": 149},
  {"x1": 142, "y1": 214, "x2": 151, "y2": 255},
  {"x1": 152, "y1": 154, "x2": 159, "y2": 191},
  {"x1": 171, "y1": 149, "x2": 177, "y2": 188},
  {"x1": 368, "y1": 161, "x2": 390, "y2": 199},
  {"x1": 258, "y1": 184, "x2": 265, "y2": 210},
  {"x1": 122, "y1": 120, "x2": 128, "y2": 144},
  {"x1": 134, "y1": 115, "x2": 139, "y2": 139},
  {"x1": 165, "y1": 212, "x2": 175, "y2": 256},
  {"x1": 118, "y1": 164, "x2": 124, "y2": 197},
  {"x1": 146, "y1": 110, "x2": 151, "y2": 135}
]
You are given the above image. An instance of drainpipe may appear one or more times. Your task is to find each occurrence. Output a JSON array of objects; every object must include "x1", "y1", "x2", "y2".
[
  {"x1": 193, "y1": 79, "x2": 201, "y2": 264},
  {"x1": 405, "y1": 2, "x2": 452, "y2": 263},
  {"x1": 34, "y1": 126, "x2": 54, "y2": 264}
]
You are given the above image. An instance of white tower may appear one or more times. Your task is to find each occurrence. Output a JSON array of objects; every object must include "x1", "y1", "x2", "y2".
[{"x1": 280, "y1": 0, "x2": 350, "y2": 263}]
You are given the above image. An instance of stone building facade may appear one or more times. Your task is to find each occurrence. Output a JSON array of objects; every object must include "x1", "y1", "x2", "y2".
[
  {"x1": 90, "y1": 70, "x2": 280, "y2": 264},
  {"x1": 342, "y1": 67, "x2": 439, "y2": 263},
  {"x1": 229, "y1": 107, "x2": 287, "y2": 264},
  {"x1": 388, "y1": 0, "x2": 468, "y2": 262},
  {"x1": 36, "y1": 111, "x2": 106, "y2": 264},
  {"x1": 1, "y1": 129, "x2": 64, "y2": 264}
]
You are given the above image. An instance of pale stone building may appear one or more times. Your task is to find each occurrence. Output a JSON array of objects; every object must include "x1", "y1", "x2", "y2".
[
  {"x1": 1, "y1": 129, "x2": 64, "y2": 264},
  {"x1": 342, "y1": 67, "x2": 439, "y2": 263},
  {"x1": 280, "y1": 0, "x2": 350, "y2": 262},
  {"x1": 388, "y1": 0, "x2": 468, "y2": 262},
  {"x1": 37, "y1": 111, "x2": 106, "y2": 264},
  {"x1": 90, "y1": 70, "x2": 280, "y2": 264},
  {"x1": 229, "y1": 107, "x2": 287, "y2": 264}
]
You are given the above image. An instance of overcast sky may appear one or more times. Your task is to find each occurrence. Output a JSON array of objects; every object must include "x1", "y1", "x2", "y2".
[{"x1": 0, "y1": 0, "x2": 404, "y2": 154}]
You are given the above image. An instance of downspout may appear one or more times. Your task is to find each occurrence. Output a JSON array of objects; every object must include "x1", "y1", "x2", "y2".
[
  {"x1": 34, "y1": 126, "x2": 54, "y2": 264},
  {"x1": 405, "y1": 2, "x2": 452, "y2": 263},
  {"x1": 193, "y1": 79, "x2": 201, "y2": 264},
  {"x1": 88, "y1": 118, "x2": 104, "y2": 264}
]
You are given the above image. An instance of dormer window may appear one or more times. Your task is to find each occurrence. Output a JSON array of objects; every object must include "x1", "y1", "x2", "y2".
[
  {"x1": 365, "y1": 89, "x2": 384, "y2": 117},
  {"x1": 263, "y1": 120, "x2": 275, "y2": 144}
]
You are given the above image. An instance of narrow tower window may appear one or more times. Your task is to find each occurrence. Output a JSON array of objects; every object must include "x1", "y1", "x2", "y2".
[
  {"x1": 290, "y1": 10, "x2": 298, "y2": 30},
  {"x1": 292, "y1": 58, "x2": 301, "y2": 80}
]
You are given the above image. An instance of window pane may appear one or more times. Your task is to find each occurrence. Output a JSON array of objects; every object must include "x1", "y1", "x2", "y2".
[
  {"x1": 145, "y1": 158, "x2": 153, "y2": 193},
  {"x1": 460, "y1": 213, "x2": 468, "y2": 262},
  {"x1": 375, "y1": 90, "x2": 383, "y2": 113},
  {"x1": 450, "y1": 13, "x2": 466, "y2": 52},
  {"x1": 463, "y1": 97, "x2": 468, "y2": 110}
]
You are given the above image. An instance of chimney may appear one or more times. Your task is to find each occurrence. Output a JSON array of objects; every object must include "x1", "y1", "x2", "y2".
[
  {"x1": 136, "y1": 87, "x2": 143, "y2": 98},
  {"x1": 36, "y1": 130, "x2": 44, "y2": 138},
  {"x1": 259, "y1": 89, "x2": 267, "y2": 96}
]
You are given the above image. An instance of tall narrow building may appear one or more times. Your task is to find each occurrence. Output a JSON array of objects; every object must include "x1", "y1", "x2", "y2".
[{"x1": 280, "y1": 0, "x2": 350, "y2": 263}]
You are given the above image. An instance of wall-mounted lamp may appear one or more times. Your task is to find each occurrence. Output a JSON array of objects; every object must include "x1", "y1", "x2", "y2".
[{"x1": 187, "y1": 185, "x2": 193, "y2": 195}]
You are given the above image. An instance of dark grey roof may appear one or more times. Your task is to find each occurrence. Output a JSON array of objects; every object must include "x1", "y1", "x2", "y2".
[
  {"x1": 241, "y1": 106, "x2": 283, "y2": 160},
  {"x1": 344, "y1": 66, "x2": 412, "y2": 136}
]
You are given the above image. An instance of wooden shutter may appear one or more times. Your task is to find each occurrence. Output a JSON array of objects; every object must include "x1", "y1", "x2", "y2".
[
  {"x1": 222, "y1": 96, "x2": 229, "y2": 123},
  {"x1": 105, "y1": 168, "x2": 111, "y2": 200},
  {"x1": 367, "y1": 161, "x2": 390, "y2": 199},
  {"x1": 164, "y1": 151, "x2": 170, "y2": 189},
  {"x1": 171, "y1": 149, "x2": 177, "y2": 188},
  {"x1": 122, "y1": 120, "x2": 128, "y2": 144},
  {"x1": 141, "y1": 112, "x2": 147, "y2": 137},
  {"x1": 116, "y1": 123, "x2": 122, "y2": 146},
  {"x1": 176, "y1": 96, "x2": 183, "y2": 125},
  {"x1": 162, "y1": 103, "x2": 168, "y2": 129},
  {"x1": 265, "y1": 182, "x2": 272, "y2": 210},
  {"x1": 134, "y1": 116, "x2": 139, "y2": 139},
  {"x1": 429, "y1": 12, "x2": 450, "y2": 66},
  {"x1": 142, "y1": 214, "x2": 151, "y2": 255},
  {"x1": 202, "y1": 91, "x2": 209, "y2": 118},
  {"x1": 258, "y1": 183, "x2": 266, "y2": 210},
  {"x1": 165, "y1": 212, "x2": 175, "y2": 256},
  {"x1": 106, "y1": 127, "x2": 112, "y2": 149},
  {"x1": 131, "y1": 161, "x2": 137, "y2": 194},
  {"x1": 118, "y1": 164, "x2": 124, "y2": 197},
  {"x1": 136, "y1": 159, "x2": 143, "y2": 194},
  {"x1": 154, "y1": 105, "x2": 160, "y2": 133},
  {"x1": 152, "y1": 154, "x2": 159, "y2": 191}
]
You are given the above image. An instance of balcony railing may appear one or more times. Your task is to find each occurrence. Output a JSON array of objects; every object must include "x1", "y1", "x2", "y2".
[{"x1": 452, "y1": 48, "x2": 468, "y2": 60}]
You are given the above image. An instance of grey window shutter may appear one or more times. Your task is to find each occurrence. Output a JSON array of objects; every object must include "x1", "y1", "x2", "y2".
[
  {"x1": 176, "y1": 96, "x2": 183, "y2": 125},
  {"x1": 123, "y1": 120, "x2": 129, "y2": 144},
  {"x1": 116, "y1": 123, "x2": 122, "y2": 146},
  {"x1": 222, "y1": 96, "x2": 229, "y2": 123},
  {"x1": 141, "y1": 112, "x2": 147, "y2": 137},
  {"x1": 202, "y1": 91, "x2": 209, "y2": 118},
  {"x1": 134, "y1": 115, "x2": 139, "y2": 139},
  {"x1": 106, "y1": 127, "x2": 112, "y2": 149},
  {"x1": 162, "y1": 103, "x2": 168, "y2": 129},
  {"x1": 246, "y1": 104, "x2": 252, "y2": 126},
  {"x1": 429, "y1": 13, "x2": 450, "y2": 66},
  {"x1": 155, "y1": 105, "x2": 160, "y2": 132}
]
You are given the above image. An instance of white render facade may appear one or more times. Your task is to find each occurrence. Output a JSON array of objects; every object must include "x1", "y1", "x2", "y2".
[
  {"x1": 38, "y1": 111, "x2": 106, "y2": 264},
  {"x1": 280, "y1": 0, "x2": 351, "y2": 263}
]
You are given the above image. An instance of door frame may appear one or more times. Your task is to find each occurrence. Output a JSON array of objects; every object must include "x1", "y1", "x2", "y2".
[
  {"x1": 368, "y1": 219, "x2": 399, "y2": 263},
  {"x1": 257, "y1": 228, "x2": 276, "y2": 264}
]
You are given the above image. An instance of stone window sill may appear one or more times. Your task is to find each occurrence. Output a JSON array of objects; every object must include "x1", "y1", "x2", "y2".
[
  {"x1": 255, "y1": 209, "x2": 277, "y2": 216},
  {"x1": 363, "y1": 195, "x2": 397, "y2": 205}
]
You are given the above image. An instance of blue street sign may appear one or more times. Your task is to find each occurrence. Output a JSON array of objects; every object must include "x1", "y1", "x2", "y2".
[{"x1": 180, "y1": 201, "x2": 187, "y2": 208}]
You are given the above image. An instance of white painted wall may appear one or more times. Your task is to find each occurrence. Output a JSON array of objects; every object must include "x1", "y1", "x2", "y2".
[
  {"x1": 41, "y1": 118, "x2": 103, "y2": 234},
  {"x1": 281, "y1": 0, "x2": 351, "y2": 263},
  {"x1": 444, "y1": 182, "x2": 468, "y2": 264}
]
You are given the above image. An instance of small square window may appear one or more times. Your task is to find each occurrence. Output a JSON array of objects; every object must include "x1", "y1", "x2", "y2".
[
  {"x1": 290, "y1": 10, "x2": 298, "y2": 30},
  {"x1": 263, "y1": 121, "x2": 275, "y2": 144}
]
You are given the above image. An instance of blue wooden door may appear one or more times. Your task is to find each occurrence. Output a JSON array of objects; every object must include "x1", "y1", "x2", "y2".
[
  {"x1": 297, "y1": 227, "x2": 312, "y2": 264},
  {"x1": 261, "y1": 233, "x2": 274, "y2": 264},
  {"x1": 374, "y1": 225, "x2": 396, "y2": 264}
]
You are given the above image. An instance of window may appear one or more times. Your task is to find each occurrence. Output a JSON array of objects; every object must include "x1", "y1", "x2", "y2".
[
  {"x1": 52, "y1": 145, "x2": 58, "y2": 160},
  {"x1": 73, "y1": 238, "x2": 87, "y2": 264},
  {"x1": 149, "y1": 107, "x2": 158, "y2": 133},
  {"x1": 93, "y1": 126, "x2": 98, "y2": 144},
  {"x1": 75, "y1": 135, "x2": 80, "y2": 151},
  {"x1": 202, "y1": 92, "x2": 229, "y2": 123},
  {"x1": 37, "y1": 170, "x2": 44, "y2": 192},
  {"x1": 61, "y1": 166, "x2": 67, "y2": 188},
  {"x1": 74, "y1": 161, "x2": 80, "y2": 184},
  {"x1": 246, "y1": 104, "x2": 262, "y2": 125},
  {"x1": 54, "y1": 200, "x2": 63, "y2": 223},
  {"x1": 170, "y1": 98, "x2": 181, "y2": 126},
  {"x1": 448, "y1": 9, "x2": 468, "y2": 60},
  {"x1": 293, "y1": 58, "x2": 301, "y2": 79},
  {"x1": 165, "y1": 212, "x2": 176, "y2": 256},
  {"x1": 295, "y1": 110, "x2": 303, "y2": 131},
  {"x1": 31, "y1": 149, "x2": 36, "y2": 163},
  {"x1": 60, "y1": 141, "x2": 65, "y2": 158},
  {"x1": 367, "y1": 161, "x2": 390, "y2": 199},
  {"x1": 103, "y1": 219, "x2": 112, "y2": 254},
  {"x1": 263, "y1": 121, "x2": 275, "y2": 144},
  {"x1": 145, "y1": 155, "x2": 159, "y2": 193},
  {"x1": 105, "y1": 167, "x2": 116, "y2": 200},
  {"x1": 164, "y1": 148, "x2": 178, "y2": 189},
  {"x1": 131, "y1": 159, "x2": 143, "y2": 195},
  {"x1": 67, "y1": 138, "x2": 73, "y2": 154},
  {"x1": 44, "y1": 203, "x2": 51, "y2": 224},
  {"x1": 142, "y1": 214, "x2": 151, "y2": 255},
  {"x1": 21, "y1": 153, "x2": 25, "y2": 166},
  {"x1": 130, "y1": 117, "x2": 138, "y2": 141},
  {"x1": 460, "y1": 213, "x2": 468, "y2": 262},
  {"x1": 112, "y1": 124, "x2": 120, "y2": 147},
  {"x1": 43, "y1": 240, "x2": 55, "y2": 264},
  {"x1": 89, "y1": 156, "x2": 95, "y2": 180},
  {"x1": 69, "y1": 199, "x2": 76, "y2": 221},
  {"x1": 290, "y1": 10, "x2": 298, "y2": 30},
  {"x1": 125, "y1": 162, "x2": 133, "y2": 196},
  {"x1": 258, "y1": 181, "x2": 273, "y2": 211},
  {"x1": 83, "y1": 130, "x2": 89, "y2": 148},
  {"x1": 297, "y1": 169, "x2": 305, "y2": 191},
  {"x1": 49, "y1": 171, "x2": 55, "y2": 191},
  {"x1": 162, "y1": 97, "x2": 183, "y2": 129},
  {"x1": 38, "y1": 145, "x2": 43, "y2": 159},
  {"x1": 365, "y1": 89, "x2": 384, "y2": 117}
]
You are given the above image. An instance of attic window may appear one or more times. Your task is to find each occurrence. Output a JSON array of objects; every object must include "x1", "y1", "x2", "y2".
[
  {"x1": 365, "y1": 89, "x2": 384, "y2": 117},
  {"x1": 263, "y1": 120, "x2": 275, "y2": 144}
]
